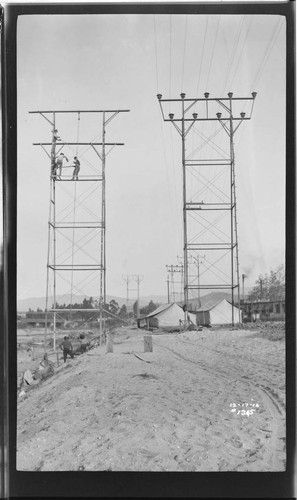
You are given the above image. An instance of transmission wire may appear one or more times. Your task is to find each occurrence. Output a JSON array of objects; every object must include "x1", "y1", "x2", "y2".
[
  {"x1": 70, "y1": 113, "x2": 80, "y2": 315},
  {"x1": 181, "y1": 15, "x2": 188, "y2": 92},
  {"x1": 153, "y1": 15, "x2": 159, "y2": 91}
]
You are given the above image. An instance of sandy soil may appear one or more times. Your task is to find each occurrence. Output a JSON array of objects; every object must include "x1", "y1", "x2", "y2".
[{"x1": 17, "y1": 326, "x2": 286, "y2": 472}]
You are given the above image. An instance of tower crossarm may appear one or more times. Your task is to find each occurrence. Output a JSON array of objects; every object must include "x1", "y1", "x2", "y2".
[
  {"x1": 29, "y1": 110, "x2": 130, "y2": 114},
  {"x1": 33, "y1": 142, "x2": 124, "y2": 146}
]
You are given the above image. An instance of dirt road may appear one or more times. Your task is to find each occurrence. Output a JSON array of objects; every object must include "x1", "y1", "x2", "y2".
[{"x1": 17, "y1": 327, "x2": 286, "y2": 471}]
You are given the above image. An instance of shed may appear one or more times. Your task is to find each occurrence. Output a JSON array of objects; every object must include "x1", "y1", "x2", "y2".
[
  {"x1": 195, "y1": 298, "x2": 241, "y2": 326},
  {"x1": 145, "y1": 303, "x2": 196, "y2": 330}
]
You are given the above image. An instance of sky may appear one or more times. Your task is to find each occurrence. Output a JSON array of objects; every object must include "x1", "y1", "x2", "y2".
[{"x1": 17, "y1": 13, "x2": 286, "y2": 303}]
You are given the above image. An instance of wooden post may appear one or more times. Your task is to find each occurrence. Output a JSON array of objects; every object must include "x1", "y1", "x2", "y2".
[
  {"x1": 43, "y1": 353, "x2": 49, "y2": 366},
  {"x1": 144, "y1": 335, "x2": 153, "y2": 352},
  {"x1": 106, "y1": 332, "x2": 114, "y2": 353}
]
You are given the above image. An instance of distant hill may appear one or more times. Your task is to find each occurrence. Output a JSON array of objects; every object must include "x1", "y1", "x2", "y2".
[
  {"x1": 17, "y1": 293, "x2": 168, "y2": 312},
  {"x1": 17, "y1": 289, "x2": 252, "y2": 313},
  {"x1": 177, "y1": 291, "x2": 246, "y2": 311}
]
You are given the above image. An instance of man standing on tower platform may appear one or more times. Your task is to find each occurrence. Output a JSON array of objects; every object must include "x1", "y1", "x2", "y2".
[
  {"x1": 72, "y1": 156, "x2": 80, "y2": 180},
  {"x1": 55, "y1": 152, "x2": 69, "y2": 179}
]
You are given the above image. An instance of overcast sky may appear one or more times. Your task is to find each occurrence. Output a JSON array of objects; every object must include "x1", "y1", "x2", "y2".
[{"x1": 17, "y1": 13, "x2": 286, "y2": 302}]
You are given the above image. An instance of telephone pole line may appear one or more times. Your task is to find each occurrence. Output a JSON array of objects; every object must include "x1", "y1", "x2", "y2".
[
  {"x1": 166, "y1": 264, "x2": 184, "y2": 303},
  {"x1": 178, "y1": 254, "x2": 205, "y2": 309},
  {"x1": 122, "y1": 274, "x2": 144, "y2": 318},
  {"x1": 158, "y1": 92, "x2": 257, "y2": 325}
]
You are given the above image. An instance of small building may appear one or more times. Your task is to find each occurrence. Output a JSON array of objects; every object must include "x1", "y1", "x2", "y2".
[
  {"x1": 144, "y1": 303, "x2": 196, "y2": 330},
  {"x1": 241, "y1": 299, "x2": 285, "y2": 322},
  {"x1": 24, "y1": 312, "x2": 65, "y2": 327},
  {"x1": 194, "y1": 298, "x2": 241, "y2": 326}
]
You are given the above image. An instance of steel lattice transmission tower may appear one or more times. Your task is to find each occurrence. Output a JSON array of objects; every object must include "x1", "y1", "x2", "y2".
[
  {"x1": 30, "y1": 109, "x2": 129, "y2": 351},
  {"x1": 157, "y1": 92, "x2": 257, "y2": 325}
]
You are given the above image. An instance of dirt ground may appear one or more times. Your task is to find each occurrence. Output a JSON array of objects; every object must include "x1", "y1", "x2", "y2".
[{"x1": 17, "y1": 325, "x2": 286, "y2": 472}]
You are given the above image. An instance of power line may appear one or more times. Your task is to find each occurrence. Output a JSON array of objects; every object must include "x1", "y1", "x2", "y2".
[
  {"x1": 153, "y1": 15, "x2": 159, "y2": 92},
  {"x1": 249, "y1": 17, "x2": 284, "y2": 92},
  {"x1": 205, "y1": 15, "x2": 221, "y2": 90},
  {"x1": 195, "y1": 16, "x2": 209, "y2": 97},
  {"x1": 221, "y1": 16, "x2": 245, "y2": 95},
  {"x1": 236, "y1": 18, "x2": 284, "y2": 149},
  {"x1": 169, "y1": 15, "x2": 172, "y2": 98},
  {"x1": 228, "y1": 16, "x2": 254, "y2": 90},
  {"x1": 181, "y1": 15, "x2": 188, "y2": 92}
]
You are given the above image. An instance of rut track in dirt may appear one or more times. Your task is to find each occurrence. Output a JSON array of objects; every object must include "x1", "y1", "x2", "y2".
[
  {"x1": 178, "y1": 336, "x2": 284, "y2": 371},
  {"x1": 153, "y1": 339, "x2": 285, "y2": 417},
  {"x1": 170, "y1": 337, "x2": 285, "y2": 411},
  {"x1": 153, "y1": 337, "x2": 286, "y2": 470}
]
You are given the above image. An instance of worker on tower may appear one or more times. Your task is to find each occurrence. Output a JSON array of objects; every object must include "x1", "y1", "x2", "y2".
[
  {"x1": 53, "y1": 129, "x2": 60, "y2": 141},
  {"x1": 51, "y1": 129, "x2": 61, "y2": 177},
  {"x1": 55, "y1": 152, "x2": 69, "y2": 179},
  {"x1": 72, "y1": 156, "x2": 80, "y2": 180}
]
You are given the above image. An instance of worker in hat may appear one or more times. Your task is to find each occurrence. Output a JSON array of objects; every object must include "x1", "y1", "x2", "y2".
[{"x1": 72, "y1": 156, "x2": 81, "y2": 180}]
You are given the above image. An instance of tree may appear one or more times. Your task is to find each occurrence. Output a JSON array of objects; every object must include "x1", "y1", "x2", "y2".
[
  {"x1": 247, "y1": 264, "x2": 285, "y2": 302},
  {"x1": 140, "y1": 300, "x2": 159, "y2": 316},
  {"x1": 82, "y1": 297, "x2": 94, "y2": 309},
  {"x1": 119, "y1": 304, "x2": 127, "y2": 318},
  {"x1": 133, "y1": 300, "x2": 138, "y2": 318},
  {"x1": 109, "y1": 299, "x2": 119, "y2": 316},
  {"x1": 148, "y1": 300, "x2": 159, "y2": 313}
]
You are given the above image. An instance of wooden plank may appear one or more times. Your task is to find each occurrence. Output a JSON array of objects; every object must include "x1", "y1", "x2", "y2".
[
  {"x1": 144, "y1": 335, "x2": 153, "y2": 353},
  {"x1": 106, "y1": 332, "x2": 114, "y2": 353}
]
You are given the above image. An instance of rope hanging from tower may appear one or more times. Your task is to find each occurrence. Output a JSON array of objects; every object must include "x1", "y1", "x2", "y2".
[{"x1": 70, "y1": 112, "x2": 81, "y2": 313}]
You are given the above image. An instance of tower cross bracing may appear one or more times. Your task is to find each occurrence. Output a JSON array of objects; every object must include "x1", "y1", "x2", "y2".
[
  {"x1": 157, "y1": 92, "x2": 257, "y2": 324},
  {"x1": 30, "y1": 109, "x2": 129, "y2": 351}
]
